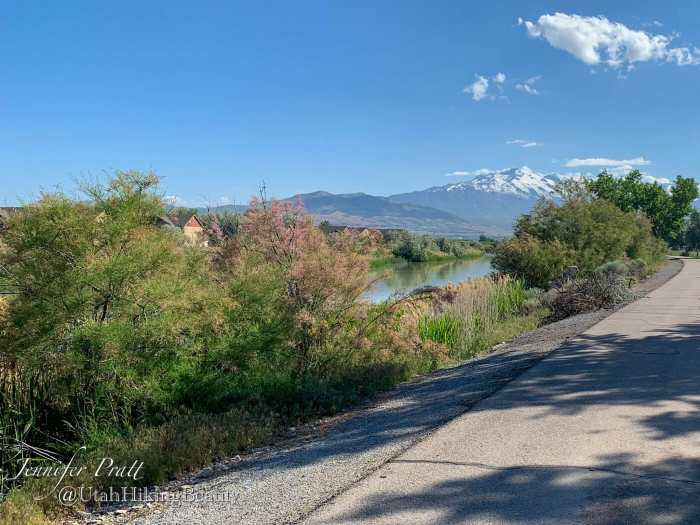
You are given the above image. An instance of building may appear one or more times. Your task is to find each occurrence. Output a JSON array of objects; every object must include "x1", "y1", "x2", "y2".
[{"x1": 182, "y1": 215, "x2": 207, "y2": 245}]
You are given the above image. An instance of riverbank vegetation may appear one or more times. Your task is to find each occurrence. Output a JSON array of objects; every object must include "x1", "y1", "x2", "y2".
[
  {"x1": 1, "y1": 170, "x2": 696, "y2": 524},
  {"x1": 0, "y1": 173, "x2": 527, "y2": 523},
  {"x1": 493, "y1": 173, "x2": 697, "y2": 320},
  {"x1": 368, "y1": 230, "x2": 486, "y2": 269},
  {"x1": 416, "y1": 276, "x2": 542, "y2": 360},
  {"x1": 672, "y1": 209, "x2": 700, "y2": 257},
  {"x1": 493, "y1": 180, "x2": 669, "y2": 288}
]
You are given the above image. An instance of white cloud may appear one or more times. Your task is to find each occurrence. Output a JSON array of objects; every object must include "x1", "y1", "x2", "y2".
[
  {"x1": 602, "y1": 165, "x2": 670, "y2": 183},
  {"x1": 516, "y1": 83, "x2": 538, "y2": 95},
  {"x1": 642, "y1": 174, "x2": 671, "y2": 185},
  {"x1": 463, "y1": 73, "x2": 508, "y2": 101},
  {"x1": 605, "y1": 164, "x2": 637, "y2": 176},
  {"x1": 507, "y1": 139, "x2": 541, "y2": 148},
  {"x1": 562, "y1": 157, "x2": 672, "y2": 185},
  {"x1": 564, "y1": 156, "x2": 651, "y2": 168},
  {"x1": 464, "y1": 75, "x2": 489, "y2": 101},
  {"x1": 520, "y1": 13, "x2": 700, "y2": 68},
  {"x1": 515, "y1": 75, "x2": 541, "y2": 95}
]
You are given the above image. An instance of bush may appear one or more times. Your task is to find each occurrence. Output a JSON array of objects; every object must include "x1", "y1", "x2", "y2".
[
  {"x1": 392, "y1": 237, "x2": 428, "y2": 262},
  {"x1": 0, "y1": 174, "x2": 411, "y2": 510},
  {"x1": 521, "y1": 288, "x2": 544, "y2": 315},
  {"x1": 544, "y1": 272, "x2": 632, "y2": 321},
  {"x1": 594, "y1": 260, "x2": 629, "y2": 277},
  {"x1": 492, "y1": 235, "x2": 573, "y2": 289},
  {"x1": 493, "y1": 194, "x2": 665, "y2": 288}
]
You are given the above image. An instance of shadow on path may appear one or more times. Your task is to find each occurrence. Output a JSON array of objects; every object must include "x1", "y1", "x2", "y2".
[{"x1": 323, "y1": 322, "x2": 700, "y2": 524}]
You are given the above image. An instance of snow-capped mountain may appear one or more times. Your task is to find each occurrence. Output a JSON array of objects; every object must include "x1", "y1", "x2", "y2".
[
  {"x1": 389, "y1": 167, "x2": 567, "y2": 231},
  {"x1": 437, "y1": 167, "x2": 564, "y2": 199}
]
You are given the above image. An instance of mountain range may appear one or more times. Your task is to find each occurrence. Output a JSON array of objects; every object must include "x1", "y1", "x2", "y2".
[
  {"x1": 281, "y1": 190, "x2": 497, "y2": 236},
  {"x1": 208, "y1": 167, "x2": 574, "y2": 238},
  {"x1": 193, "y1": 166, "x2": 696, "y2": 238}
]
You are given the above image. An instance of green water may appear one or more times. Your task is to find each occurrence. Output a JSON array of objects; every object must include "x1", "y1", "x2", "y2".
[{"x1": 365, "y1": 256, "x2": 494, "y2": 302}]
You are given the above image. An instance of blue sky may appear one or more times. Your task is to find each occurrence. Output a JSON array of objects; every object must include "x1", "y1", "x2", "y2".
[{"x1": 2, "y1": 1, "x2": 700, "y2": 206}]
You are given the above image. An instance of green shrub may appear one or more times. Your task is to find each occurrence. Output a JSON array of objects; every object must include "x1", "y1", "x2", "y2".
[
  {"x1": 493, "y1": 193, "x2": 665, "y2": 288},
  {"x1": 594, "y1": 260, "x2": 629, "y2": 277},
  {"x1": 392, "y1": 237, "x2": 428, "y2": 262},
  {"x1": 492, "y1": 235, "x2": 573, "y2": 288},
  {"x1": 629, "y1": 258, "x2": 647, "y2": 276},
  {"x1": 418, "y1": 314, "x2": 461, "y2": 348},
  {"x1": 521, "y1": 288, "x2": 544, "y2": 315}
]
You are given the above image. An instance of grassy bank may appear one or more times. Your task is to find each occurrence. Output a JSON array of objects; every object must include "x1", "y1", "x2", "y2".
[
  {"x1": 369, "y1": 251, "x2": 485, "y2": 270},
  {"x1": 369, "y1": 255, "x2": 401, "y2": 270},
  {"x1": 1, "y1": 271, "x2": 542, "y2": 524}
]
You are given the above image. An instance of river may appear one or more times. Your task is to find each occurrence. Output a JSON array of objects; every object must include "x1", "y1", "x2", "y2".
[{"x1": 365, "y1": 256, "x2": 494, "y2": 302}]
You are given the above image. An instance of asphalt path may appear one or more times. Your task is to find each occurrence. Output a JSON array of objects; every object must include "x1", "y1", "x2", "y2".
[{"x1": 306, "y1": 259, "x2": 700, "y2": 524}]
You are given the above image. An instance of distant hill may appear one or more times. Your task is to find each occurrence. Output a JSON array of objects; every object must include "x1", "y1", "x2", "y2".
[
  {"x1": 207, "y1": 191, "x2": 503, "y2": 238},
  {"x1": 286, "y1": 191, "x2": 504, "y2": 237}
]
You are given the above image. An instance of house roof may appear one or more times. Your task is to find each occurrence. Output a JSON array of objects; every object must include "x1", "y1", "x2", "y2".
[
  {"x1": 153, "y1": 215, "x2": 177, "y2": 228},
  {"x1": 184, "y1": 215, "x2": 204, "y2": 228}
]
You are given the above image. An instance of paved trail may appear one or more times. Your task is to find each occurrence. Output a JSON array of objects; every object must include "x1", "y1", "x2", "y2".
[{"x1": 306, "y1": 259, "x2": 700, "y2": 524}]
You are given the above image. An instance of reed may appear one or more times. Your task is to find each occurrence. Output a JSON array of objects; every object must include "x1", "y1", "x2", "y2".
[{"x1": 419, "y1": 275, "x2": 534, "y2": 359}]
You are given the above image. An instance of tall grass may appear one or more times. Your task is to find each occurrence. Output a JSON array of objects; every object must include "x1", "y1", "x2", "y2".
[
  {"x1": 418, "y1": 275, "x2": 537, "y2": 360},
  {"x1": 0, "y1": 365, "x2": 47, "y2": 501},
  {"x1": 418, "y1": 314, "x2": 460, "y2": 348}
]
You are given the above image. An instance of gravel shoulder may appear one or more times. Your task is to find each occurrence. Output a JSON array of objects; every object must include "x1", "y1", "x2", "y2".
[{"x1": 92, "y1": 259, "x2": 682, "y2": 525}]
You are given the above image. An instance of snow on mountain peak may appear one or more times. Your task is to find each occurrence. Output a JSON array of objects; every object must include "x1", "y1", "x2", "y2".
[{"x1": 441, "y1": 167, "x2": 561, "y2": 198}]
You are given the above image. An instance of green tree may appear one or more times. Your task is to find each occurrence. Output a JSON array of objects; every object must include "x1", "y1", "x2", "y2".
[
  {"x1": 685, "y1": 209, "x2": 700, "y2": 256},
  {"x1": 493, "y1": 189, "x2": 665, "y2": 287},
  {"x1": 0, "y1": 171, "x2": 225, "y2": 439},
  {"x1": 587, "y1": 170, "x2": 698, "y2": 243},
  {"x1": 318, "y1": 220, "x2": 333, "y2": 234}
]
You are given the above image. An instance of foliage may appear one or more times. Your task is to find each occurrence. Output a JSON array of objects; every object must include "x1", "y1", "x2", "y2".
[
  {"x1": 167, "y1": 206, "x2": 199, "y2": 225},
  {"x1": 0, "y1": 172, "x2": 228, "y2": 488},
  {"x1": 684, "y1": 209, "x2": 700, "y2": 256},
  {"x1": 493, "y1": 188, "x2": 665, "y2": 288},
  {"x1": 392, "y1": 238, "x2": 428, "y2": 261},
  {"x1": 383, "y1": 230, "x2": 482, "y2": 263},
  {"x1": 202, "y1": 210, "x2": 241, "y2": 242},
  {"x1": 594, "y1": 260, "x2": 630, "y2": 277},
  {"x1": 318, "y1": 220, "x2": 333, "y2": 234},
  {"x1": 587, "y1": 170, "x2": 698, "y2": 243},
  {"x1": 492, "y1": 235, "x2": 573, "y2": 289},
  {"x1": 0, "y1": 172, "x2": 546, "y2": 520},
  {"x1": 419, "y1": 276, "x2": 538, "y2": 360},
  {"x1": 418, "y1": 314, "x2": 461, "y2": 348}
]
